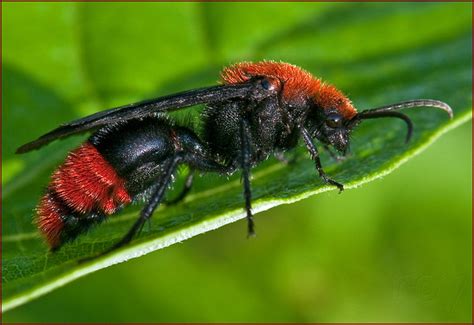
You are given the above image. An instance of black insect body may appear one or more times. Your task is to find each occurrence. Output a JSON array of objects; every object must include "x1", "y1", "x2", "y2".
[
  {"x1": 33, "y1": 116, "x2": 227, "y2": 253},
  {"x1": 91, "y1": 117, "x2": 226, "y2": 197},
  {"x1": 17, "y1": 61, "x2": 453, "y2": 257}
]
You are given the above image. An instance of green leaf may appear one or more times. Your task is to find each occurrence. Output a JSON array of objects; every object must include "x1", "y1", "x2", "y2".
[{"x1": 2, "y1": 2, "x2": 471, "y2": 312}]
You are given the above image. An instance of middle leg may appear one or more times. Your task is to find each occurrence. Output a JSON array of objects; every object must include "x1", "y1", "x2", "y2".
[{"x1": 240, "y1": 118, "x2": 256, "y2": 237}]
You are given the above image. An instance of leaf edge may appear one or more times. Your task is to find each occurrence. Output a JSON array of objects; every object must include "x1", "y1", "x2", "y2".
[{"x1": 2, "y1": 110, "x2": 471, "y2": 312}]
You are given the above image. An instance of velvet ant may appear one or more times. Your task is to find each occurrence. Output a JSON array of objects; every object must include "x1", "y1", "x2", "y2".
[{"x1": 17, "y1": 61, "x2": 453, "y2": 258}]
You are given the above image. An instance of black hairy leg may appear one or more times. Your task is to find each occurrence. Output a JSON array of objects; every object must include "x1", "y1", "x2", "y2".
[
  {"x1": 240, "y1": 118, "x2": 256, "y2": 237},
  {"x1": 300, "y1": 127, "x2": 344, "y2": 193},
  {"x1": 81, "y1": 155, "x2": 183, "y2": 262}
]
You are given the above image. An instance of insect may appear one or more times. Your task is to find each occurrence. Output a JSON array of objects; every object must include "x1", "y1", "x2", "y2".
[{"x1": 17, "y1": 61, "x2": 453, "y2": 257}]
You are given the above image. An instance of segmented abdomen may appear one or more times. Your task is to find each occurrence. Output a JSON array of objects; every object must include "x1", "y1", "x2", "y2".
[{"x1": 37, "y1": 142, "x2": 131, "y2": 249}]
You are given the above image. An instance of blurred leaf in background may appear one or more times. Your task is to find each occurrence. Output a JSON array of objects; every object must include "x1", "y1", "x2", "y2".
[{"x1": 2, "y1": 2, "x2": 472, "y2": 322}]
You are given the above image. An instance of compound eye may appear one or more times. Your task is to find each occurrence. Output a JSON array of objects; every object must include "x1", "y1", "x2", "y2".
[
  {"x1": 260, "y1": 77, "x2": 279, "y2": 91},
  {"x1": 325, "y1": 113, "x2": 343, "y2": 128},
  {"x1": 261, "y1": 79, "x2": 272, "y2": 90}
]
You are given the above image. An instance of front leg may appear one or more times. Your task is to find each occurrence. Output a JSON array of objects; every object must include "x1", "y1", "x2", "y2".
[{"x1": 300, "y1": 127, "x2": 344, "y2": 193}]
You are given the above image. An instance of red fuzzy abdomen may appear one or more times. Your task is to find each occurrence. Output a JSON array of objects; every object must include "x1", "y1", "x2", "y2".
[{"x1": 37, "y1": 142, "x2": 131, "y2": 248}]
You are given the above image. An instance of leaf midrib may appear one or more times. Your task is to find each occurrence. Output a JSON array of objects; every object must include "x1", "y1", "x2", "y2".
[
  {"x1": 3, "y1": 109, "x2": 471, "y2": 313},
  {"x1": 3, "y1": 110, "x2": 470, "y2": 245}
]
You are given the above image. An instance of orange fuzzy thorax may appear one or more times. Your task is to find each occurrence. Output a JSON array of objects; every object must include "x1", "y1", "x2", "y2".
[{"x1": 221, "y1": 61, "x2": 357, "y2": 119}]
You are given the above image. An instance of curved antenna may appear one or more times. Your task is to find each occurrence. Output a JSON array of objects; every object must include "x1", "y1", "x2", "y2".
[
  {"x1": 358, "y1": 111, "x2": 413, "y2": 143},
  {"x1": 358, "y1": 99, "x2": 453, "y2": 118},
  {"x1": 351, "y1": 99, "x2": 453, "y2": 143}
]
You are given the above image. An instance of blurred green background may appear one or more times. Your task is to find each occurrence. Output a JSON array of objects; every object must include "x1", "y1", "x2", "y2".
[{"x1": 2, "y1": 2, "x2": 471, "y2": 322}]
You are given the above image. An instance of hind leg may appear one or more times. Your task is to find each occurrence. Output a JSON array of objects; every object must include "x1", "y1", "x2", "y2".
[{"x1": 82, "y1": 155, "x2": 182, "y2": 261}]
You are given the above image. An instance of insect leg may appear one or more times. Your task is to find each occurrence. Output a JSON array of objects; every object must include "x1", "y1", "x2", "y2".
[
  {"x1": 164, "y1": 169, "x2": 195, "y2": 205},
  {"x1": 300, "y1": 127, "x2": 344, "y2": 193},
  {"x1": 84, "y1": 155, "x2": 182, "y2": 260},
  {"x1": 240, "y1": 118, "x2": 256, "y2": 237}
]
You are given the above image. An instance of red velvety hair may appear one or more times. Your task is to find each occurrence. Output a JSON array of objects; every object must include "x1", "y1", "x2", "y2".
[
  {"x1": 221, "y1": 61, "x2": 357, "y2": 119},
  {"x1": 37, "y1": 143, "x2": 131, "y2": 248}
]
